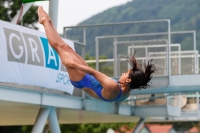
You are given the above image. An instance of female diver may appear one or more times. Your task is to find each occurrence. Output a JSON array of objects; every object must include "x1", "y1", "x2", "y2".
[{"x1": 38, "y1": 6, "x2": 156, "y2": 102}]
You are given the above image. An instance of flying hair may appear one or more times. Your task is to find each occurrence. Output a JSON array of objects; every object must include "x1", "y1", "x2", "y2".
[{"x1": 126, "y1": 52, "x2": 156, "y2": 90}]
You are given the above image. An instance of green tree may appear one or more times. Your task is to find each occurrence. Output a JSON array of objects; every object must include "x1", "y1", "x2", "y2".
[
  {"x1": 0, "y1": 125, "x2": 33, "y2": 133},
  {"x1": 60, "y1": 123, "x2": 136, "y2": 133},
  {"x1": 0, "y1": 0, "x2": 39, "y2": 29}
]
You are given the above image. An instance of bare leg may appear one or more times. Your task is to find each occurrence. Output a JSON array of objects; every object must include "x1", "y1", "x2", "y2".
[
  {"x1": 48, "y1": 16, "x2": 88, "y2": 66},
  {"x1": 38, "y1": 6, "x2": 88, "y2": 66},
  {"x1": 38, "y1": 6, "x2": 84, "y2": 81}
]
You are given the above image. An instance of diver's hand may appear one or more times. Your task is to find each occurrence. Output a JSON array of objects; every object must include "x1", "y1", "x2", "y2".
[{"x1": 62, "y1": 58, "x2": 74, "y2": 67}]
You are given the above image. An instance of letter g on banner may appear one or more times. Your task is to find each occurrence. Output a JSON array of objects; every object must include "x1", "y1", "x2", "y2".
[{"x1": 4, "y1": 28, "x2": 26, "y2": 63}]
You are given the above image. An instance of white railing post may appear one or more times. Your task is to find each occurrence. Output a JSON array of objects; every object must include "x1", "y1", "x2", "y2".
[
  {"x1": 31, "y1": 108, "x2": 50, "y2": 133},
  {"x1": 48, "y1": 107, "x2": 61, "y2": 133}
]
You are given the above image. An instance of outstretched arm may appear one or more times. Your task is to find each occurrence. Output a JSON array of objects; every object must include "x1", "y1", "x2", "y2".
[
  {"x1": 62, "y1": 59, "x2": 120, "y2": 93},
  {"x1": 63, "y1": 59, "x2": 108, "y2": 79}
]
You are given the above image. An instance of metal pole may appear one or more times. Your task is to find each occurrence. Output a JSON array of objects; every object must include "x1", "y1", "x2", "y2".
[
  {"x1": 198, "y1": 54, "x2": 199, "y2": 73},
  {"x1": 96, "y1": 30, "x2": 195, "y2": 40},
  {"x1": 49, "y1": 0, "x2": 59, "y2": 30},
  {"x1": 128, "y1": 44, "x2": 134, "y2": 70},
  {"x1": 145, "y1": 47, "x2": 148, "y2": 64},
  {"x1": 127, "y1": 46, "x2": 130, "y2": 70},
  {"x1": 64, "y1": 19, "x2": 169, "y2": 29},
  {"x1": 167, "y1": 20, "x2": 171, "y2": 85},
  {"x1": 117, "y1": 54, "x2": 121, "y2": 77},
  {"x1": 31, "y1": 108, "x2": 50, "y2": 133},
  {"x1": 131, "y1": 43, "x2": 134, "y2": 55},
  {"x1": 132, "y1": 118, "x2": 145, "y2": 133},
  {"x1": 127, "y1": 44, "x2": 180, "y2": 49},
  {"x1": 113, "y1": 38, "x2": 117, "y2": 77},
  {"x1": 131, "y1": 43, "x2": 134, "y2": 70},
  {"x1": 63, "y1": 27, "x2": 66, "y2": 38},
  {"x1": 48, "y1": 107, "x2": 61, "y2": 133},
  {"x1": 194, "y1": 31, "x2": 197, "y2": 73},
  {"x1": 178, "y1": 45, "x2": 181, "y2": 74},
  {"x1": 82, "y1": 28, "x2": 86, "y2": 59},
  {"x1": 82, "y1": 28, "x2": 86, "y2": 98},
  {"x1": 95, "y1": 38, "x2": 99, "y2": 71}
]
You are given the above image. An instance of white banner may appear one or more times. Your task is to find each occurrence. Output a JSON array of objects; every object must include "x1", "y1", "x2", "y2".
[{"x1": 0, "y1": 20, "x2": 74, "y2": 94}]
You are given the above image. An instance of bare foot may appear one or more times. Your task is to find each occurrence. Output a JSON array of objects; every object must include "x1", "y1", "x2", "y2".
[{"x1": 38, "y1": 6, "x2": 50, "y2": 24}]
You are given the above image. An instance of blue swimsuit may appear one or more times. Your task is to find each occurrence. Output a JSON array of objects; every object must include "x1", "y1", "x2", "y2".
[{"x1": 70, "y1": 74, "x2": 127, "y2": 102}]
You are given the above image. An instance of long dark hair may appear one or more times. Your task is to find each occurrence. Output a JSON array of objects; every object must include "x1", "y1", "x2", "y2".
[{"x1": 126, "y1": 53, "x2": 156, "y2": 90}]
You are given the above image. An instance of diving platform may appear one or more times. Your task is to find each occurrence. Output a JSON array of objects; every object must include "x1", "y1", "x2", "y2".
[
  {"x1": 0, "y1": 83, "x2": 139, "y2": 126},
  {"x1": 0, "y1": 73, "x2": 200, "y2": 126}
]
